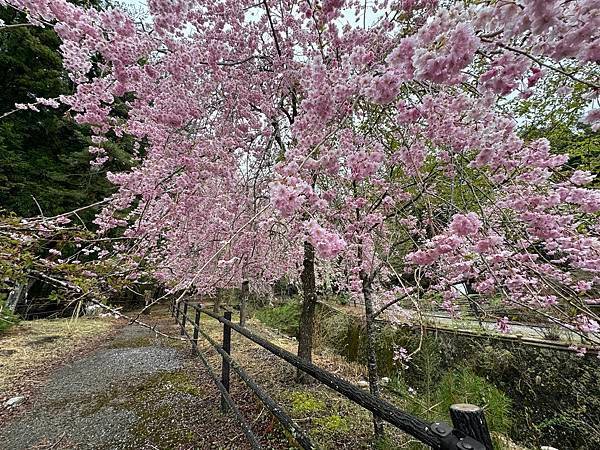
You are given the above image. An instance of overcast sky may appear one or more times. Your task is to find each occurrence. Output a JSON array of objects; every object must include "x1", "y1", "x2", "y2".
[{"x1": 117, "y1": 0, "x2": 382, "y2": 29}]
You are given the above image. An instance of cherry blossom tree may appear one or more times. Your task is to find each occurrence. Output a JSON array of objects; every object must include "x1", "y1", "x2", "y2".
[{"x1": 3, "y1": 0, "x2": 599, "y2": 438}]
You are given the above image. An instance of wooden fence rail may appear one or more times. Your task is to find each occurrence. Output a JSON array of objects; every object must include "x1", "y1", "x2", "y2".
[{"x1": 171, "y1": 298, "x2": 494, "y2": 450}]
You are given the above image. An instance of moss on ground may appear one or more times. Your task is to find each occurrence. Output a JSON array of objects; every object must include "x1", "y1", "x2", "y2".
[
  {"x1": 107, "y1": 336, "x2": 153, "y2": 349},
  {"x1": 83, "y1": 370, "x2": 204, "y2": 448},
  {"x1": 153, "y1": 371, "x2": 204, "y2": 397},
  {"x1": 289, "y1": 391, "x2": 325, "y2": 414},
  {"x1": 313, "y1": 414, "x2": 350, "y2": 434},
  {"x1": 280, "y1": 388, "x2": 376, "y2": 449}
]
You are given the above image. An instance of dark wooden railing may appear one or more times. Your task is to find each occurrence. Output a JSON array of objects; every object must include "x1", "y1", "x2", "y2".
[{"x1": 171, "y1": 298, "x2": 494, "y2": 450}]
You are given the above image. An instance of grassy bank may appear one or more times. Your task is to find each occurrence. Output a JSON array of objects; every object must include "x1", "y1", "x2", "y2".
[{"x1": 253, "y1": 299, "x2": 599, "y2": 449}]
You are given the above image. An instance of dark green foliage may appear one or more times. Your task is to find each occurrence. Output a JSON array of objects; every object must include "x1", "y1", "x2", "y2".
[
  {"x1": 525, "y1": 122, "x2": 600, "y2": 187},
  {"x1": 0, "y1": 5, "x2": 131, "y2": 221},
  {"x1": 515, "y1": 72, "x2": 600, "y2": 186}
]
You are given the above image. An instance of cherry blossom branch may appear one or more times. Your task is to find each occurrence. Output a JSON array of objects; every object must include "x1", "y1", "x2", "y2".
[
  {"x1": 0, "y1": 107, "x2": 23, "y2": 120},
  {"x1": 262, "y1": 0, "x2": 282, "y2": 57},
  {"x1": 372, "y1": 292, "x2": 410, "y2": 319},
  {"x1": 131, "y1": 203, "x2": 272, "y2": 320},
  {"x1": 483, "y1": 38, "x2": 599, "y2": 90},
  {"x1": 0, "y1": 23, "x2": 36, "y2": 32},
  {"x1": 27, "y1": 199, "x2": 110, "y2": 222}
]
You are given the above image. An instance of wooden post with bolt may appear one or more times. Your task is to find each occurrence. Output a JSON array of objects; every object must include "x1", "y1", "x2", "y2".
[{"x1": 449, "y1": 403, "x2": 494, "y2": 450}]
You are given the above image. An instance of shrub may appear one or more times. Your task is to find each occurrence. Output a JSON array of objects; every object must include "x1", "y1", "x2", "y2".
[{"x1": 255, "y1": 300, "x2": 301, "y2": 337}]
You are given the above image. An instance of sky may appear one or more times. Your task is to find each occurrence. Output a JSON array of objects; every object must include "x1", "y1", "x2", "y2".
[{"x1": 117, "y1": 0, "x2": 383, "y2": 29}]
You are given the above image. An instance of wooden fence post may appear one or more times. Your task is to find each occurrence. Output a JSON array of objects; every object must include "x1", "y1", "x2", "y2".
[
  {"x1": 181, "y1": 301, "x2": 188, "y2": 336},
  {"x1": 450, "y1": 404, "x2": 494, "y2": 450},
  {"x1": 221, "y1": 310, "x2": 232, "y2": 413},
  {"x1": 192, "y1": 307, "x2": 201, "y2": 354}
]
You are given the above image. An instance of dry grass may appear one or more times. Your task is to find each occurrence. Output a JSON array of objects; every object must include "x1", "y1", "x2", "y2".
[{"x1": 0, "y1": 316, "x2": 119, "y2": 394}]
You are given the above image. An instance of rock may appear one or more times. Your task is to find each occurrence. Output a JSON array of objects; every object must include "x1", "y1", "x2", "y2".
[
  {"x1": 4, "y1": 396, "x2": 25, "y2": 408},
  {"x1": 380, "y1": 377, "x2": 390, "y2": 385},
  {"x1": 85, "y1": 304, "x2": 102, "y2": 316},
  {"x1": 357, "y1": 380, "x2": 369, "y2": 389}
]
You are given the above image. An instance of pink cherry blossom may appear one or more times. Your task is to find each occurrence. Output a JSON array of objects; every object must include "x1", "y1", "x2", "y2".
[{"x1": 450, "y1": 213, "x2": 482, "y2": 237}]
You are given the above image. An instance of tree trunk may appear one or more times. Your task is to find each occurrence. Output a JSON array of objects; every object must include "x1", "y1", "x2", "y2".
[
  {"x1": 213, "y1": 288, "x2": 222, "y2": 314},
  {"x1": 450, "y1": 404, "x2": 494, "y2": 450},
  {"x1": 240, "y1": 279, "x2": 249, "y2": 327},
  {"x1": 297, "y1": 241, "x2": 317, "y2": 383},
  {"x1": 362, "y1": 276, "x2": 385, "y2": 439},
  {"x1": 142, "y1": 290, "x2": 152, "y2": 315}
]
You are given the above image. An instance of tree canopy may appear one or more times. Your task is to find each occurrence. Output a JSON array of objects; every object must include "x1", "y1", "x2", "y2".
[{"x1": 3, "y1": 0, "x2": 598, "y2": 335}]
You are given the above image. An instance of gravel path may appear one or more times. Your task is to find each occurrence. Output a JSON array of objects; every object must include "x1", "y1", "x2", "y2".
[{"x1": 0, "y1": 323, "x2": 253, "y2": 449}]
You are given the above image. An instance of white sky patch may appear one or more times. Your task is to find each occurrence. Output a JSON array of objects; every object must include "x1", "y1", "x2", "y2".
[{"x1": 116, "y1": 0, "x2": 383, "y2": 29}]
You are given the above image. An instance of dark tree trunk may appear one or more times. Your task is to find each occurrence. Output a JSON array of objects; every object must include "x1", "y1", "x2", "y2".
[
  {"x1": 450, "y1": 404, "x2": 494, "y2": 450},
  {"x1": 362, "y1": 275, "x2": 385, "y2": 439},
  {"x1": 213, "y1": 288, "x2": 222, "y2": 314},
  {"x1": 240, "y1": 279, "x2": 249, "y2": 327},
  {"x1": 297, "y1": 241, "x2": 317, "y2": 383}
]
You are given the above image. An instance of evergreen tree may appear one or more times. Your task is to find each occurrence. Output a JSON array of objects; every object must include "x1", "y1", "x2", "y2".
[{"x1": 0, "y1": 4, "x2": 131, "y2": 221}]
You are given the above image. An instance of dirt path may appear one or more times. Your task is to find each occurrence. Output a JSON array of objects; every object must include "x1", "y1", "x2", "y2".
[{"x1": 0, "y1": 321, "x2": 256, "y2": 449}]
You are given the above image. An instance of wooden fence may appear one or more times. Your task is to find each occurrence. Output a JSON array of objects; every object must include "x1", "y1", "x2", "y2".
[{"x1": 171, "y1": 298, "x2": 494, "y2": 450}]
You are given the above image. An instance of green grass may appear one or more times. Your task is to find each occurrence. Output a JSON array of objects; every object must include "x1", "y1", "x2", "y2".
[
  {"x1": 255, "y1": 300, "x2": 301, "y2": 337},
  {"x1": 385, "y1": 368, "x2": 512, "y2": 443},
  {"x1": 436, "y1": 368, "x2": 512, "y2": 433}
]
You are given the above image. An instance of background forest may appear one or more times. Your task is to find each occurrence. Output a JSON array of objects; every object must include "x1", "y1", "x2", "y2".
[{"x1": 0, "y1": 2, "x2": 133, "y2": 221}]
